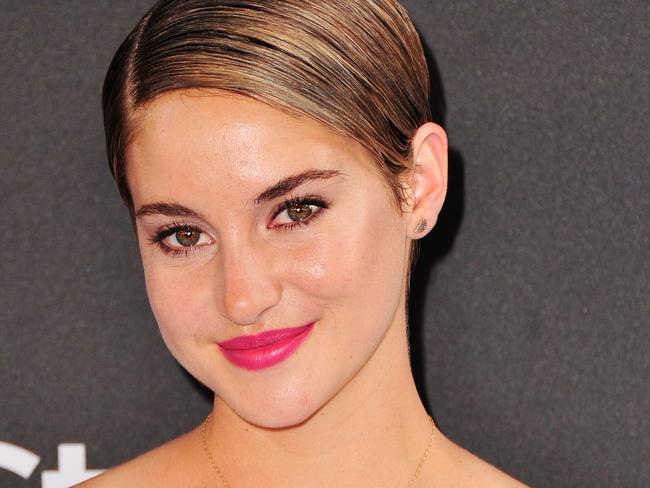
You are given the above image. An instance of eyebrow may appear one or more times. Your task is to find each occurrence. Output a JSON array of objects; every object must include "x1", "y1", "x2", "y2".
[
  {"x1": 134, "y1": 169, "x2": 343, "y2": 218},
  {"x1": 135, "y1": 202, "x2": 203, "y2": 219},
  {"x1": 253, "y1": 169, "x2": 342, "y2": 204}
]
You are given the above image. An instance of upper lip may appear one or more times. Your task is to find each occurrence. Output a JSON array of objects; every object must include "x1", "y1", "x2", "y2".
[{"x1": 217, "y1": 323, "x2": 314, "y2": 351}]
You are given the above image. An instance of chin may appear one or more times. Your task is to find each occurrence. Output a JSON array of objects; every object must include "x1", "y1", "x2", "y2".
[{"x1": 225, "y1": 382, "x2": 324, "y2": 430}]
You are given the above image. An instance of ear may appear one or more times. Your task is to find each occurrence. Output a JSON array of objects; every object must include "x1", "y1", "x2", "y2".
[{"x1": 404, "y1": 122, "x2": 448, "y2": 239}]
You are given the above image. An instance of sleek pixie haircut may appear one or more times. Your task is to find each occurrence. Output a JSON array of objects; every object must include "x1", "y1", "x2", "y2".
[{"x1": 103, "y1": 0, "x2": 432, "y2": 214}]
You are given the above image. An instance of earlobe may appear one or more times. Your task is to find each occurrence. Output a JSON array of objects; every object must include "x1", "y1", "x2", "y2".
[{"x1": 407, "y1": 122, "x2": 448, "y2": 238}]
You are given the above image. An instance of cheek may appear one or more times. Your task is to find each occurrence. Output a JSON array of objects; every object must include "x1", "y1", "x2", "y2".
[
  {"x1": 139, "y1": 251, "x2": 217, "y2": 360},
  {"x1": 286, "y1": 198, "x2": 406, "y2": 335}
]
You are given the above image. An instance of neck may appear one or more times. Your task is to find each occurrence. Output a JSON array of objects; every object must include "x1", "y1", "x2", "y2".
[{"x1": 206, "y1": 296, "x2": 434, "y2": 487}]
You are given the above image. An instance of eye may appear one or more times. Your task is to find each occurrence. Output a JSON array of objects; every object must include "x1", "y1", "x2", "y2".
[
  {"x1": 275, "y1": 203, "x2": 319, "y2": 224},
  {"x1": 171, "y1": 228, "x2": 204, "y2": 247},
  {"x1": 151, "y1": 224, "x2": 213, "y2": 256},
  {"x1": 271, "y1": 195, "x2": 330, "y2": 229}
]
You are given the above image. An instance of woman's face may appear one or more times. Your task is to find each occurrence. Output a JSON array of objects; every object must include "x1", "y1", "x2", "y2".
[{"x1": 127, "y1": 91, "x2": 411, "y2": 427}]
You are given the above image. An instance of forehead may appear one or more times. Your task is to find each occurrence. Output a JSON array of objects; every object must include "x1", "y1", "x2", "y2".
[{"x1": 125, "y1": 90, "x2": 379, "y2": 205}]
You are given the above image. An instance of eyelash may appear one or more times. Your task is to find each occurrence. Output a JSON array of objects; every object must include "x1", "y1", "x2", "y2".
[
  {"x1": 149, "y1": 222, "x2": 209, "y2": 257},
  {"x1": 270, "y1": 194, "x2": 330, "y2": 230},
  {"x1": 149, "y1": 194, "x2": 331, "y2": 257}
]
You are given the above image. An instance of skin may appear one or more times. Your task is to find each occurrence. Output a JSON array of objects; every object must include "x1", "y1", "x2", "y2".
[{"x1": 78, "y1": 91, "x2": 527, "y2": 487}]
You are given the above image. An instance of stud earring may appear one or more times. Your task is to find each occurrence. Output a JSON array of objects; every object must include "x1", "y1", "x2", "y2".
[{"x1": 414, "y1": 218, "x2": 427, "y2": 234}]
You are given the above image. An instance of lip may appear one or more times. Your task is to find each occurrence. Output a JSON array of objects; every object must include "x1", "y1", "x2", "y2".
[{"x1": 217, "y1": 322, "x2": 315, "y2": 370}]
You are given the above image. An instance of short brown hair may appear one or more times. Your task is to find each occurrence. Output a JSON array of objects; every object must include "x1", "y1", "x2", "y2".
[{"x1": 102, "y1": 0, "x2": 432, "y2": 215}]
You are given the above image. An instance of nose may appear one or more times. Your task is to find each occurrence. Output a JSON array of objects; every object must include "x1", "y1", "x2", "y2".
[{"x1": 217, "y1": 237, "x2": 283, "y2": 326}]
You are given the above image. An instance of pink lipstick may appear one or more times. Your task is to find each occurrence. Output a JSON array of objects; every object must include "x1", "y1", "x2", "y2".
[{"x1": 217, "y1": 322, "x2": 314, "y2": 370}]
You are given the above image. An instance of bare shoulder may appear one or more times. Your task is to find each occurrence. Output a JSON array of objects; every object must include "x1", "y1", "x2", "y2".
[
  {"x1": 423, "y1": 429, "x2": 530, "y2": 487},
  {"x1": 75, "y1": 426, "x2": 208, "y2": 488}
]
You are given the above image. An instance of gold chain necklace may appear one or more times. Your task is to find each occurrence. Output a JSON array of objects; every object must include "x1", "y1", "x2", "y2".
[{"x1": 200, "y1": 413, "x2": 436, "y2": 487}]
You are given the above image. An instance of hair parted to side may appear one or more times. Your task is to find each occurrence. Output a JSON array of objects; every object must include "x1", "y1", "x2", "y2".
[{"x1": 102, "y1": 0, "x2": 432, "y2": 216}]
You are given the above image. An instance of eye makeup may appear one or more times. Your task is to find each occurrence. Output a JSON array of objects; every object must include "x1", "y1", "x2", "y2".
[
  {"x1": 269, "y1": 193, "x2": 331, "y2": 230},
  {"x1": 147, "y1": 193, "x2": 332, "y2": 257},
  {"x1": 148, "y1": 221, "x2": 212, "y2": 257}
]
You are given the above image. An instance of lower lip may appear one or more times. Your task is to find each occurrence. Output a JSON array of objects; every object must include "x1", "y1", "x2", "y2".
[{"x1": 217, "y1": 323, "x2": 314, "y2": 371}]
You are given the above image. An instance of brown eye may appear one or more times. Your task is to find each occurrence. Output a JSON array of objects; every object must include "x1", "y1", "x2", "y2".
[
  {"x1": 271, "y1": 196, "x2": 328, "y2": 228},
  {"x1": 287, "y1": 204, "x2": 315, "y2": 222},
  {"x1": 175, "y1": 228, "x2": 201, "y2": 246}
]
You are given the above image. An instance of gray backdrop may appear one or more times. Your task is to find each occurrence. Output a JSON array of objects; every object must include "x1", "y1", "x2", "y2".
[{"x1": 1, "y1": 1, "x2": 648, "y2": 487}]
